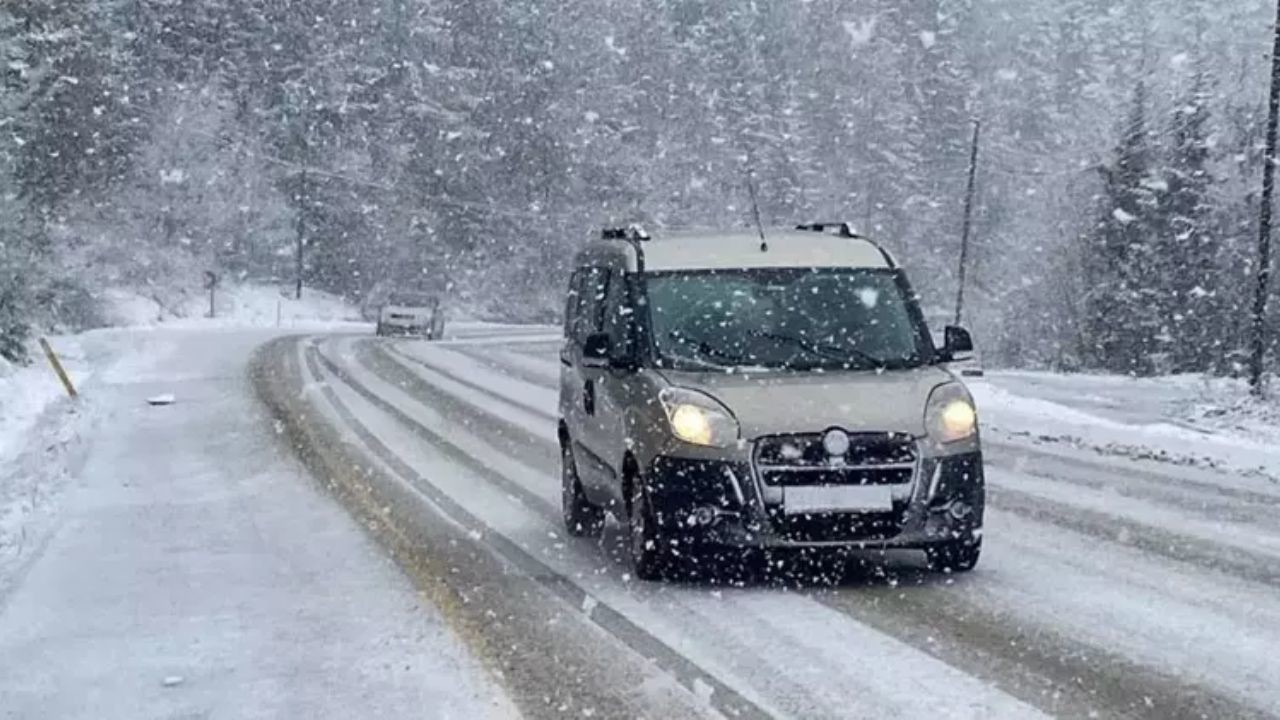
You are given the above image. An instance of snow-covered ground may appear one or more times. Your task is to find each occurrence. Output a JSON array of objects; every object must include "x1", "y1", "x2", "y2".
[
  {"x1": 1, "y1": 284, "x2": 373, "y2": 567},
  {"x1": 971, "y1": 370, "x2": 1280, "y2": 482},
  {"x1": 0, "y1": 322, "x2": 514, "y2": 717}
]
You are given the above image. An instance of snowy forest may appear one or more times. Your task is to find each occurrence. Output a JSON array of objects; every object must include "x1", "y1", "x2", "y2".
[{"x1": 0, "y1": 0, "x2": 1277, "y2": 378}]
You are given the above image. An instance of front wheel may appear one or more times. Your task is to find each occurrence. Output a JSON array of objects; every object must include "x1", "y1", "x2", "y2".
[
  {"x1": 561, "y1": 443, "x2": 604, "y2": 537},
  {"x1": 926, "y1": 538, "x2": 982, "y2": 573}
]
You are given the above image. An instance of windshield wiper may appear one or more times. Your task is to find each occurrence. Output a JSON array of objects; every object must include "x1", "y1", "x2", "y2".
[
  {"x1": 666, "y1": 332, "x2": 752, "y2": 368},
  {"x1": 746, "y1": 329, "x2": 888, "y2": 369}
]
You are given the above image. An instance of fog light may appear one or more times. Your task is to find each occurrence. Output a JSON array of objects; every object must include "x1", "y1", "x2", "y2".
[
  {"x1": 692, "y1": 506, "x2": 717, "y2": 526},
  {"x1": 948, "y1": 501, "x2": 973, "y2": 521}
]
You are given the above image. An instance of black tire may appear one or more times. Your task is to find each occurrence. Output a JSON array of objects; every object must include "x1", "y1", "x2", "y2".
[
  {"x1": 375, "y1": 322, "x2": 385, "y2": 337},
  {"x1": 561, "y1": 443, "x2": 604, "y2": 537},
  {"x1": 627, "y1": 477, "x2": 668, "y2": 581},
  {"x1": 926, "y1": 538, "x2": 982, "y2": 573}
]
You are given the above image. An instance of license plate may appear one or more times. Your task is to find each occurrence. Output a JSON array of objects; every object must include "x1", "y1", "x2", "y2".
[{"x1": 784, "y1": 486, "x2": 894, "y2": 515}]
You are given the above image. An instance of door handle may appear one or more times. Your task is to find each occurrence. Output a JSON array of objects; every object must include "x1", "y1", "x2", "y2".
[{"x1": 583, "y1": 380, "x2": 596, "y2": 415}]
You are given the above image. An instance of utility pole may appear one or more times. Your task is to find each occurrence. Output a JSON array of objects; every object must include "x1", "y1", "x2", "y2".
[
  {"x1": 295, "y1": 164, "x2": 306, "y2": 301},
  {"x1": 294, "y1": 97, "x2": 311, "y2": 302},
  {"x1": 1251, "y1": 1, "x2": 1280, "y2": 396},
  {"x1": 954, "y1": 119, "x2": 982, "y2": 327},
  {"x1": 745, "y1": 169, "x2": 768, "y2": 252}
]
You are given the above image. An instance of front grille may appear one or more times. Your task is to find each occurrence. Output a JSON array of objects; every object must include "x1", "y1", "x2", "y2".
[{"x1": 755, "y1": 432, "x2": 917, "y2": 488}]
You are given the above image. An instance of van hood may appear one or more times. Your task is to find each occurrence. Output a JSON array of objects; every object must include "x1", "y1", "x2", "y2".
[{"x1": 659, "y1": 366, "x2": 955, "y2": 439}]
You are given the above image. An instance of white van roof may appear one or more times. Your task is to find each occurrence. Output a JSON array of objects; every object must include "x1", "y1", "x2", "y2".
[{"x1": 635, "y1": 229, "x2": 893, "y2": 272}]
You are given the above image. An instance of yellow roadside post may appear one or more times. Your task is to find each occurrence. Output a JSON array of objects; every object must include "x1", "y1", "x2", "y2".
[{"x1": 38, "y1": 337, "x2": 78, "y2": 400}]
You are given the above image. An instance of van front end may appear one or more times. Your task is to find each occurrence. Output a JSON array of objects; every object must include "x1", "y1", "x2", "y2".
[{"x1": 637, "y1": 427, "x2": 984, "y2": 568}]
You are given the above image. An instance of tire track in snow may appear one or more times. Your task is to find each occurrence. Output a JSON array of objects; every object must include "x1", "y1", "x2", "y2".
[
  {"x1": 307, "y1": 342, "x2": 781, "y2": 720},
  {"x1": 260, "y1": 339, "x2": 723, "y2": 720},
  {"x1": 984, "y1": 439, "x2": 1280, "y2": 508}
]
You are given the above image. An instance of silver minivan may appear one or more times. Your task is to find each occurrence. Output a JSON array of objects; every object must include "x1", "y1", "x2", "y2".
[{"x1": 558, "y1": 224, "x2": 984, "y2": 580}]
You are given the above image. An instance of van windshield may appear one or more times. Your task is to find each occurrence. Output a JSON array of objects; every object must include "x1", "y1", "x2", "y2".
[{"x1": 643, "y1": 268, "x2": 934, "y2": 372}]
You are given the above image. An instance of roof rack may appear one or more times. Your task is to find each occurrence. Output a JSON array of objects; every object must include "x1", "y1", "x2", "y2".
[
  {"x1": 795, "y1": 222, "x2": 864, "y2": 239},
  {"x1": 601, "y1": 224, "x2": 651, "y2": 242},
  {"x1": 795, "y1": 222, "x2": 896, "y2": 268}
]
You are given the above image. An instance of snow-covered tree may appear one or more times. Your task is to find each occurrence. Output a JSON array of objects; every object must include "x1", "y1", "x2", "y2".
[
  {"x1": 1083, "y1": 81, "x2": 1161, "y2": 374},
  {"x1": 0, "y1": 0, "x2": 1276, "y2": 372},
  {"x1": 1154, "y1": 60, "x2": 1218, "y2": 371}
]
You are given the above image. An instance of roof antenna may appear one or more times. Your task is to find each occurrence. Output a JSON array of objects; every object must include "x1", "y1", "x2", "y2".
[{"x1": 746, "y1": 171, "x2": 768, "y2": 252}]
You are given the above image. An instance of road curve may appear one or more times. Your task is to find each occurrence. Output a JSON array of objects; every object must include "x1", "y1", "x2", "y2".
[{"x1": 253, "y1": 327, "x2": 1280, "y2": 720}]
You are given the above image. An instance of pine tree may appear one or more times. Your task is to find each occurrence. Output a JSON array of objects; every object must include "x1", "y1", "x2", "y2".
[
  {"x1": 0, "y1": 7, "x2": 33, "y2": 361},
  {"x1": 0, "y1": 205, "x2": 36, "y2": 362},
  {"x1": 1155, "y1": 62, "x2": 1217, "y2": 372},
  {"x1": 1084, "y1": 81, "x2": 1160, "y2": 374}
]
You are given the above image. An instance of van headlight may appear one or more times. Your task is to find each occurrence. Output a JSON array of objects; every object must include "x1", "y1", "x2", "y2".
[
  {"x1": 659, "y1": 388, "x2": 740, "y2": 448},
  {"x1": 925, "y1": 383, "x2": 978, "y2": 444}
]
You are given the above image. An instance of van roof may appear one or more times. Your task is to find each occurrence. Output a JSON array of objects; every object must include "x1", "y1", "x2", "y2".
[{"x1": 582, "y1": 228, "x2": 895, "y2": 273}]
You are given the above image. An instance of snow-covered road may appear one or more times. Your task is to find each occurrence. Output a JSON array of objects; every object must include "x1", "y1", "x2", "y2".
[
  {"x1": 0, "y1": 329, "x2": 514, "y2": 720},
  {"x1": 248, "y1": 328, "x2": 1280, "y2": 720},
  {"x1": 8, "y1": 324, "x2": 1275, "y2": 719}
]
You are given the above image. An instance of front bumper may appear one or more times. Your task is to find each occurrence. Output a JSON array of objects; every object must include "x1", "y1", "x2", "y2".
[
  {"x1": 379, "y1": 320, "x2": 436, "y2": 336},
  {"x1": 644, "y1": 452, "x2": 984, "y2": 550}
]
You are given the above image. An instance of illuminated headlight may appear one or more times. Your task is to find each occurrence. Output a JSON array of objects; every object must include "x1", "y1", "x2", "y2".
[
  {"x1": 925, "y1": 383, "x2": 978, "y2": 445},
  {"x1": 659, "y1": 387, "x2": 740, "y2": 448}
]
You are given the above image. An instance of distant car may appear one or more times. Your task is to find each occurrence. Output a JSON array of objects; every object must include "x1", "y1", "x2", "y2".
[{"x1": 375, "y1": 292, "x2": 446, "y2": 339}]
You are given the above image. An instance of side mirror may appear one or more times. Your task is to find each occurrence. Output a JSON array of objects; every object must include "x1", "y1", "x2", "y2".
[
  {"x1": 943, "y1": 326, "x2": 974, "y2": 360},
  {"x1": 582, "y1": 332, "x2": 612, "y2": 368}
]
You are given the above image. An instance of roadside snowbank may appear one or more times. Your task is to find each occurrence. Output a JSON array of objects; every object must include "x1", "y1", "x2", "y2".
[
  {"x1": 0, "y1": 334, "x2": 91, "y2": 573},
  {"x1": 101, "y1": 283, "x2": 367, "y2": 331},
  {"x1": 971, "y1": 371, "x2": 1280, "y2": 482},
  {"x1": 0, "y1": 337, "x2": 86, "y2": 464}
]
